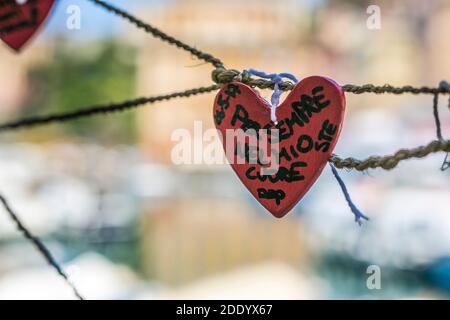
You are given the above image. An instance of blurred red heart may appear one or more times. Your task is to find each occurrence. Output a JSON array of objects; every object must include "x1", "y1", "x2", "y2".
[
  {"x1": 0, "y1": 0, "x2": 56, "y2": 51},
  {"x1": 213, "y1": 76, "x2": 345, "y2": 218}
]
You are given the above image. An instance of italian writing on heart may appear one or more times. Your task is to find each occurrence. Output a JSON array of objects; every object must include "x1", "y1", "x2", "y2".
[
  {"x1": 214, "y1": 79, "x2": 341, "y2": 216},
  {"x1": 0, "y1": 0, "x2": 38, "y2": 34}
]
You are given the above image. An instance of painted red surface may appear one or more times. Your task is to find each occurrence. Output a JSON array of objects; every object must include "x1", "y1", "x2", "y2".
[
  {"x1": 0, "y1": 0, "x2": 55, "y2": 51},
  {"x1": 214, "y1": 76, "x2": 345, "y2": 218}
]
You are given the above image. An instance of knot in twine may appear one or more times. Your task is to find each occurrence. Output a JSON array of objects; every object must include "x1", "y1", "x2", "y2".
[{"x1": 243, "y1": 69, "x2": 298, "y2": 123}]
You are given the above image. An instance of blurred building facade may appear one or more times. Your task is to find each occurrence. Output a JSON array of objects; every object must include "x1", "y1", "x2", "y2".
[{"x1": 134, "y1": 0, "x2": 310, "y2": 284}]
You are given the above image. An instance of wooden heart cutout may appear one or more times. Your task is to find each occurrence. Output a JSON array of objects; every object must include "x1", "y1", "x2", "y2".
[
  {"x1": 0, "y1": 0, "x2": 56, "y2": 51},
  {"x1": 213, "y1": 76, "x2": 346, "y2": 218}
]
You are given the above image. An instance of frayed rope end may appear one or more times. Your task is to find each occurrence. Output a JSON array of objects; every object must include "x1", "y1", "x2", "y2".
[{"x1": 329, "y1": 162, "x2": 369, "y2": 226}]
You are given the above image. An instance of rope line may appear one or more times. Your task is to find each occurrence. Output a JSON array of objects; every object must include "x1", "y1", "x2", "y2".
[
  {"x1": 329, "y1": 139, "x2": 450, "y2": 171},
  {"x1": 0, "y1": 192, "x2": 84, "y2": 300},
  {"x1": 0, "y1": 80, "x2": 446, "y2": 136},
  {"x1": 211, "y1": 68, "x2": 450, "y2": 94},
  {"x1": 87, "y1": 0, "x2": 224, "y2": 68},
  {"x1": 0, "y1": 85, "x2": 220, "y2": 132},
  {"x1": 433, "y1": 93, "x2": 443, "y2": 141},
  {"x1": 0, "y1": 92, "x2": 447, "y2": 171},
  {"x1": 85, "y1": 1, "x2": 449, "y2": 96}
]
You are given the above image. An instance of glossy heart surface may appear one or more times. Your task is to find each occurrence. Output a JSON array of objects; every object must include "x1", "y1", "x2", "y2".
[{"x1": 213, "y1": 76, "x2": 346, "y2": 217}]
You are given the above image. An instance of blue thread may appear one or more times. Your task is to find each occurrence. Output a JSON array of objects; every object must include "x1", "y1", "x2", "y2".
[
  {"x1": 245, "y1": 69, "x2": 298, "y2": 123},
  {"x1": 329, "y1": 163, "x2": 369, "y2": 225}
]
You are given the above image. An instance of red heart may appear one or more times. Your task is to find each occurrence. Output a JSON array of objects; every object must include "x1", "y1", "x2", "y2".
[
  {"x1": 0, "y1": 0, "x2": 56, "y2": 51},
  {"x1": 213, "y1": 76, "x2": 346, "y2": 218}
]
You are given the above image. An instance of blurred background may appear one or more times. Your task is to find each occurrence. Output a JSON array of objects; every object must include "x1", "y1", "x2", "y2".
[{"x1": 0, "y1": 0, "x2": 449, "y2": 299}]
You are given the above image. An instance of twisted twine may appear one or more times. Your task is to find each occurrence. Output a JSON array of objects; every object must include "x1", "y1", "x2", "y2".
[
  {"x1": 0, "y1": 85, "x2": 220, "y2": 132},
  {"x1": 0, "y1": 87, "x2": 447, "y2": 171},
  {"x1": 1, "y1": 1, "x2": 448, "y2": 172},
  {"x1": 0, "y1": 193, "x2": 84, "y2": 300},
  {"x1": 88, "y1": 0, "x2": 224, "y2": 68},
  {"x1": 329, "y1": 140, "x2": 450, "y2": 171},
  {"x1": 211, "y1": 68, "x2": 450, "y2": 95}
]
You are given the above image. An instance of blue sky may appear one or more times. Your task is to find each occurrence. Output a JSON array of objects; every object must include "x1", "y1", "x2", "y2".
[
  {"x1": 42, "y1": 0, "x2": 319, "y2": 40},
  {"x1": 43, "y1": 0, "x2": 166, "y2": 40}
]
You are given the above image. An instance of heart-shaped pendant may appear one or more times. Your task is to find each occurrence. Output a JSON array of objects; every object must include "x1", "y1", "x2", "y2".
[
  {"x1": 0, "y1": 0, "x2": 56, "y2": 51},
  {"x1": 213, "y1": 76, "x2": 345, "y2": 218}
]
